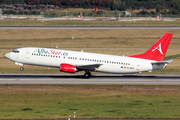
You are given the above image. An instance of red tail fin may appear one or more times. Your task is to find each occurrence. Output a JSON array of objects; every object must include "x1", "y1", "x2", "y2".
[{"x1": 129, "y1": 33, "x2": 173, "y2": 61}]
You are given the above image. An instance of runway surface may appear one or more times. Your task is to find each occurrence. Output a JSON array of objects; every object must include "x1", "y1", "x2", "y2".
[
  {"x1": 0, "y1": 74, "x2": 180, "y2": 85},
  {"x1": 0, "y1": 26, "x2": 180, "y2": 29}
]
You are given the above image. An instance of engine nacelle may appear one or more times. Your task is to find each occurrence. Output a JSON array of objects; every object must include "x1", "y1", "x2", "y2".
[{"x1": 60, "y1": 63, "x2": 77, "y2": 73}]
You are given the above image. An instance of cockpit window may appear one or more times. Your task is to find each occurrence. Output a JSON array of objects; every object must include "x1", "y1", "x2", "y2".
[{"x1": 12, "y1": 49, "x2": 19, "y2": 53}]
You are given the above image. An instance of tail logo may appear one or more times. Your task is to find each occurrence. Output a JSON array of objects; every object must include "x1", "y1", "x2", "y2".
[{"x1": 152, "y1": 43, "x2": 164, "y2": 55}]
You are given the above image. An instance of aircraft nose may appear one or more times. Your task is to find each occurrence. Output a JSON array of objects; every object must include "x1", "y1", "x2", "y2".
[{"x1": 5, "y1": 53, "x2": 10, "y2": 58}]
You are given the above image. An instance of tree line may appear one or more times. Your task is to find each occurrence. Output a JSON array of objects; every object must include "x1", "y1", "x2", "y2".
[{"x1": 1, "y1": 0, "x2": 180, "y2": 14}]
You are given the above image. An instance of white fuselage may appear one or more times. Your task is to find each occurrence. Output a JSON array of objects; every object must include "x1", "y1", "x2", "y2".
[{"x1": 6, "y1": 47, "x2": 155, "y2": 74}]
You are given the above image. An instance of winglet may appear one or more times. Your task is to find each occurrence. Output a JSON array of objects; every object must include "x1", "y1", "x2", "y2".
[{"x1": 129, "y1": 33, "x2": 173, "y2": 61}]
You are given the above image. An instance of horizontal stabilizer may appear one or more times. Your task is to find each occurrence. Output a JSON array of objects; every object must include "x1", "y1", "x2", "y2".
[
  {"x1": 151, "y1": 60, "x2": 173, "y2": 64},
  {"x1": 151, "y1": 60, "x2": 173, "y2": 70}
]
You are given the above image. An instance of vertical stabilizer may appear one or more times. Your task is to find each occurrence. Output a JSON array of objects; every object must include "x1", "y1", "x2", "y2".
[{"x1": 129, "y1": 33, "x2": 173, "y2": 61}]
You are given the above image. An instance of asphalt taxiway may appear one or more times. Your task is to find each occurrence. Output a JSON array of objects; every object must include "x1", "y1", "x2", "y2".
[
  {"x1": 0, "y1": 26, "x2": 180, "y2": 29},
  {"x1": 0, "y1": 74, "x2": 180, "y2": 85}
]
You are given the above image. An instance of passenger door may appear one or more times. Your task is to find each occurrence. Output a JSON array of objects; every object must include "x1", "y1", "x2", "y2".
[
  {"x1": 136, "y1": 61, "x2": 141, "y2": 70},
  {"x1": 25, "y1": 49, "x2": 30, "y2": 59}
]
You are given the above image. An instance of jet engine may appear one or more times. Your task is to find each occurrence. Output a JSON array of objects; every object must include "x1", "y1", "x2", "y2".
[{"x1": 60, "y1": 63, "x2": 78, "y2": 73}]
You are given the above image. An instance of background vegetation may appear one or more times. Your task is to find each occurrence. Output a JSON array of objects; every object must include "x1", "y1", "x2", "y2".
[{"x1": 1, "y1": 0, "x2": 180, "y2": 14}]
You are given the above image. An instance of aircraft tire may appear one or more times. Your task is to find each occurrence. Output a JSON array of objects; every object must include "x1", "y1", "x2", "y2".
[
  {"x1": 84, "y1": 72, "x2": 91, "y2": 78},
  {"x1": 20, "y1": 67, "x2": 24, "y2": 71}
]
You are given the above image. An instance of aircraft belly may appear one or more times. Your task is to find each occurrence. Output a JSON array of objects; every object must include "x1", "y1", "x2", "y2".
[
  {"x1": 97, "y1": 61, "x2": 152, "y2": 74},
  {"x1": 97, "y1": 64, "x2": 137, "y2": 74}
]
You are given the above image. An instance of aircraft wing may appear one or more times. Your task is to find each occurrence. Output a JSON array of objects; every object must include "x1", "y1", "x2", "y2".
[{"x1": 76, "y1": 64, "x2": 102, "y2": 71}]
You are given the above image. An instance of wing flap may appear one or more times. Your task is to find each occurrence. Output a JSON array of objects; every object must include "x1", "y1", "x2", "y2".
[{"x1": 76, "y1": 64, "x2": 102, "y2": 71}]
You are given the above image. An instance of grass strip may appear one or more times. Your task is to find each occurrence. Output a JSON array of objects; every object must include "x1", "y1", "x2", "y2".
[
  {"x1": 0, "y1": 29, "x2": 180, "y2": 74},
  {"x1": 165, "y1": 54, "x2": 180, "y2": 60},
  {"x1": 0, "y1": 85, "x2": 180, "y2": 119},
  {"x1": 0, "y1": 20, "x2": 180, "y2": 26}
]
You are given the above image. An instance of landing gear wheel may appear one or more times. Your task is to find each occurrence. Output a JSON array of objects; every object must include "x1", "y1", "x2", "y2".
[
  {"x1": 84, "y1": 72, "x2": 91, "y2": 78},
  {"x1": 20, "y1": 67, "x2": 24, "y2": 71}
]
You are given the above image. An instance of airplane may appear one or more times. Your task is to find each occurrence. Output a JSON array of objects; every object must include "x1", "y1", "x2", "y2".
[{"x1": 5, "y1": 33, "x2": 173, "y2": 78}]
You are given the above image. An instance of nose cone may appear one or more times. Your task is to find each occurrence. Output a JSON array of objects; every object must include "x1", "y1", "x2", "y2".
[{"x1": 5, "y1": 53, "x2": 10, "y2": 59}]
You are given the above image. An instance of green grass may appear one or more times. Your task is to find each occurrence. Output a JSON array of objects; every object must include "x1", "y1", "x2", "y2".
[
  {"x1": 165, "y1": 54, "x2": 180, "y2": 60},
  {"x1": 0, "y1": 19, "x2": 180, "y2": 26},
  {"x1": 1, "y1": 85, "x2": 180, "y2": 119}
]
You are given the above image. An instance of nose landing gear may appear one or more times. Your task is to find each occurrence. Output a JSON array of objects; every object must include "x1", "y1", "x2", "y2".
[
  {"x1": 84, "y1": 72, "x2": 91, "y2": 78},
  {"x1": 15, "y1": 62, "x2": 24, "y2": 71}
]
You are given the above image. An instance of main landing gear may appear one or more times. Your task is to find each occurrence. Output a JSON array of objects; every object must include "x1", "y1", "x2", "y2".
[
  {"x1": 20, "y1": 67, "x2": 24, "y2": 71},
  {"x1": 84, "y1": 72, "x2": 91, "y2": 78}
]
